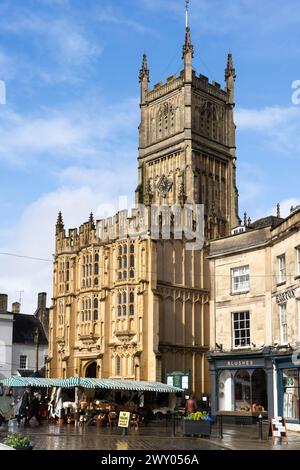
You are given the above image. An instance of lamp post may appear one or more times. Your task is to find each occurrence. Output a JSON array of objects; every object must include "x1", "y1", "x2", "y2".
[
  {"x1": 258, "y1": 413, "x2": 263, "y2": 440},
  {"x1": 33, "y1": 327, "x2": 39, "y2": 373}
]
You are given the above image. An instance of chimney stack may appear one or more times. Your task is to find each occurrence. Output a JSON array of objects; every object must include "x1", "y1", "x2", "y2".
[
  {"x1": 37, "y1": 292, "x2": 47, "y2": 310},
  {"x1": 12, "y1": 301, "x2": 21, "y2": 313},
  {"x1": 0, "y1": 294, "x2": 8, "y2": 313}
]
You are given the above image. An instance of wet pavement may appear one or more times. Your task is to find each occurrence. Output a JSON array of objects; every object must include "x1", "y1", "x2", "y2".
[{"x1": 1, "y1": 420, "x2": 300, "y2": 451}]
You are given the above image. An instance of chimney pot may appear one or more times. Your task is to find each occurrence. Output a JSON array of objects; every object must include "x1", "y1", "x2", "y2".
[{"x1": 0, "y1": 294, "x2": 8, "y2": 313}]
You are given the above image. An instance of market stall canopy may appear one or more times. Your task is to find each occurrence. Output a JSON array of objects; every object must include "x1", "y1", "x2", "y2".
[
  {"x1": 60, "y1": 378, "x2": 183, "y2": 392},
  {"x1": 0, "y1": 376, "x2": 183, "y2": 393},
  {"x1": 0, "y1": 377, "x2": 65, "y2": 388}
]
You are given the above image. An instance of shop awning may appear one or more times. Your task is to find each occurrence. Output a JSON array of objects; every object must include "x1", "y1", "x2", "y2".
[
  {"x1": 0, "y1": 377, "x2": 65, "y2": 388},
  {"x1": 61, "y1": 378, "x2": 183, "y2": 393},
  {"x1": 0, "y1": 376, "x2": 182, "y2": 393}
]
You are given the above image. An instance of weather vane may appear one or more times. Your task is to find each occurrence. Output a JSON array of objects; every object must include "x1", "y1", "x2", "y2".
[{"x1": 185, "y1": 0, "x2": 190, "y2": 28}]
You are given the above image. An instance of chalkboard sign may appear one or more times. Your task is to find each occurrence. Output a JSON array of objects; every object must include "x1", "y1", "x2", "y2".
[{"x1": 268, "y1": 417, "x2": 288, "y2": 443}]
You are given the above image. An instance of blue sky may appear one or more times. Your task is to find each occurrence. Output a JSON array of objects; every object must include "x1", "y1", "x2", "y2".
[{"x1": 0, "y1": 0, "x2": 300, "y2": 312}]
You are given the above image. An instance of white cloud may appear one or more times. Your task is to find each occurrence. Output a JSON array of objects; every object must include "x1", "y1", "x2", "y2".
[
  {"x1": 236, "y1": 106, "x2": 300, "y2": 154},
  {"x1": 270, "y1": 198, "x2": 300, "y2": 219},
  {"x1": 236, "y1": 106, "x2": 300, "y2": 131},
  {"x1": 0, "y1": 10, "x2": 101, "y2": 84},
  {"x1": 95, "y1": 11, "x2": 153, "y2": 34},
  {"x1": 0, "y1": 92, "x2": 139, "y2": 313},
  {"x1": 0, "y1": 169, "x2": 137, "y2": 313},
  {"x1": 0, "y1": 96, "x2": 139, "y2": 165}
]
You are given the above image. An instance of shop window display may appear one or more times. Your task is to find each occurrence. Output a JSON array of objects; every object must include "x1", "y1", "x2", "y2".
[{"x1": 283, "y1": 369, "x2": 300, "y2": 421}]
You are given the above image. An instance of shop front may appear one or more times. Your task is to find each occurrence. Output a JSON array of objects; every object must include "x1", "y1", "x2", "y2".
[
  {"x1": 207, "y1": 350, "x2": 275, "y2": 420},
  {"x1": 273, "y1": 353, "x2": 300, "y2": 430}
]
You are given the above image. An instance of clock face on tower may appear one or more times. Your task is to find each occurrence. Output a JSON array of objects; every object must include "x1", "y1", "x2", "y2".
[{"x1": 157, "y1": 175, "x2": 172, "y2": 198}]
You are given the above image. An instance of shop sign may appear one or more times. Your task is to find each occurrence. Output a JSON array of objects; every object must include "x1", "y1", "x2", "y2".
[
  {"x1": 268, "y1": 417, "x2": 288, "y2": 443},
  {"x1": 227, "y1": 360, "x2": 254, "y2": 367},
  {"x1": 118, "y1": 411, "x2": 130, "y2": 428},
  {"x1": 276, "y1": 288, "x2": 296, "y2": 304},
  {"x1": 216, "y1": 357, "x2": 266, "y2": 369}
]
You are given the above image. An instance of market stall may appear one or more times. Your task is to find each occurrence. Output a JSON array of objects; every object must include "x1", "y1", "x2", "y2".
[{"x1": 0, "y1": 377, "x2": 182, "y2": 427}]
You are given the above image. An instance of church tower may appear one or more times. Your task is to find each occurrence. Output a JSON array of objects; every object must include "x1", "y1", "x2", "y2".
[{"x1": 136, "y1": 14, "x2": 240, "y2": 239}]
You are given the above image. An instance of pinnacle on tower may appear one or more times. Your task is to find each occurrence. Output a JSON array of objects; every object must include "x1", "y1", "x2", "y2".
[
  {"x1": 89, "y1": 212, "x2": 95, "y2": 230},
  {"x1": 182, "y1": 26, "x2": 194, "y2": 60},
  {"x1": 56, "y1": 211, "x2": 64, "y2": 235},
  {"x1": 225, "y1": 52, "x2": 236, "y2": 81},
  {"x1": 139, "y1": 53, "x2": 149, "y2": 83},
  {"x1": 277, "y1": 203, "x2": 281, "y2": 218}
]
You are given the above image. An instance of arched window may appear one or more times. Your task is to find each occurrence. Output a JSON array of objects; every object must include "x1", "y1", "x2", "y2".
[
  {"x1": 95, "y1": 253, "x2": 99, "y2": 262},
  {"x1": 129, "y1": 304, "x2": 134, "y2": 316},
  {"x1": 123, "y1": 256, "x2": 127, "y2": 268},
  {"x1": 123, "y1": 305, "x2": 127, "y2": 316},
  {"x1": 94, "y1": 278, "x2": 98, "y2": 286},
  {"x1": 94, "y1": 310, "x2": 98, "y2": 321},
  {"x1": 130, "y1": 292, "x2": 134, "y2": 303},
  {"x1": 88, "y1": 298, "x2": 91, "y2": 309},
  {"x1": 118, "y1": 258, "x2": 122, "y2": 269},
  {"x1": 123, "y1": 292, "x2": 127, "y2": 304},
  {"x1": 81, "y1": 311, "x2": 84, "y2": 322},
  {"x1": 94, "y1": 263, "x2": 99, "y2": 275},
  {"x1": 118, "y1": 293, "x2": 122, "y2": 305},
  {"x1": 116, "y1": 355, "x2": 121, "y2": 375},
  {"x1": 130, "y1": 255, "x2": 134, "y2": 268},
  {"x1": 118, "y1": 306, "x2": 122, "y2": 317},
  {"x1": 89, "y1": 264, "x2": 92, "y2": 276},
  {"x1": 130, "y1": 244, "x2": 134, "y2": 254},
  {"x1": 118, "y1": 271, "x2": 122, "y2": 280},
  {"x1": 118, "y1": 246, "x2": 122, "y2": 256},
  {"x1": 123, "y1": 245, "x2": 127, "y2": 255},
  {"x1": 130, "y1": 270, "x2": 134, "y2": 279},
  {"x1": 123, "y1": 271, "x2": 127, "y2": 279},
  {"x1": 94, "y1": 298, "x2": 98, "y2": 309}
]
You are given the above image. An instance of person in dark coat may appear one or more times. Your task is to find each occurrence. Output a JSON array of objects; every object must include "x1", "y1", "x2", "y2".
[
  {"x1": 26, "y1": 391, "x2": 42, "y2": 425},
  {"x1": 17, "y1": 388, "x2": 31, "y2": 425}
]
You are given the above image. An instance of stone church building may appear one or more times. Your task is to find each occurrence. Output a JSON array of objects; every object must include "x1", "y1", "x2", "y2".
[{"x1": 47, "y1": 24, "x2": 240, "y2": 398}]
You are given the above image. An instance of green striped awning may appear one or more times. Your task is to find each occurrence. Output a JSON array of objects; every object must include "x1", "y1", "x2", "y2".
[
  {"x1": 61, "y1": 377, "x2": 182, "y2": 393},
  {"x1": 0, "y1": 376, "x2": 182, "y2": 393},
  {"x1": 0, "y1": 377, "x2": 65, "y2": 388}
]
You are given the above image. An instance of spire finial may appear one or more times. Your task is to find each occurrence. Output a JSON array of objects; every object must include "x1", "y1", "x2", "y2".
[
  {"x1": 225, "y1": 51, "x2": 236, "y2": 81},
  {"x1": 139, "y1": 53, "x2": 149, "y2": 83},
  {"x1": 185, "y1": 0, "x2": 190, "y2": 28}
]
